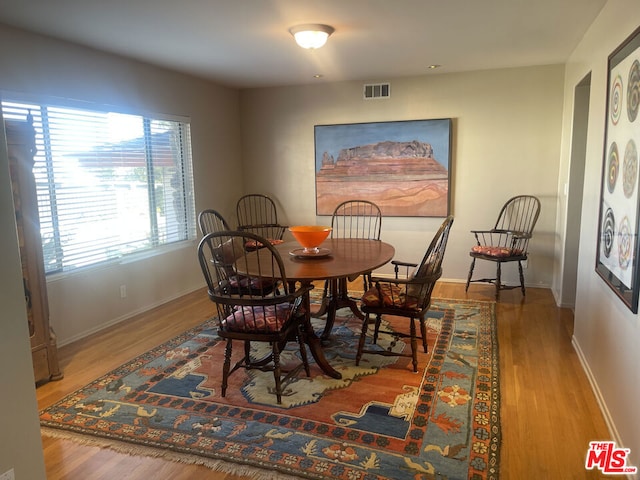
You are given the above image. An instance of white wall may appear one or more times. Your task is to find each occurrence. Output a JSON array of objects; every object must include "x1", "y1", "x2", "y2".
[
  {"x1": 0, "y1": 115, "x2": 46, "y2": 478},
  {"x1": 0, "y1": 24, "x2": 243, "y2": 344},
  {"x1": 4, "y1": 2, "x2": 639, "y2": 473},
  {"x1": 557, "y1": 0, "x2": 640, "y2": 469},
  {"x1": 239, "y1": 66, "x2": 564, "y2": 286}
]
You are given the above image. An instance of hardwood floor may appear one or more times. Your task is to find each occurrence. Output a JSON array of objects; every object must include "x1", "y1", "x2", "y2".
[{"x1": 37, "y1": 282, "x2": 611, "y2": 479}]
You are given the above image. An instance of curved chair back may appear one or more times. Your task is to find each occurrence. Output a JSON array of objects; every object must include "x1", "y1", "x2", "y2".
[
  {"x1": 330, "y1": 200, "x2": 382, "y2": 240},
  {"x1": 493, "y1": 195, "x2": 541, "y2": 255},
  {"x1": 198, "y1": 209, "x2": 231, "y2": 236},
  {"x1": 411, "y1": 215, "x2": 455, "y2": 309},
  {"x1": 236, "y1": 194, "x2": 287, "y2": 241}
]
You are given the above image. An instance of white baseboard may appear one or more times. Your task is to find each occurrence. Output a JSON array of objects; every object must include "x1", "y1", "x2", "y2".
[
  {"x1": 572, "y1": 336, "x2": 619, "y2": 442},
  {"x1": 571, "y1": 336, "x2": 637, "y2": 479}
]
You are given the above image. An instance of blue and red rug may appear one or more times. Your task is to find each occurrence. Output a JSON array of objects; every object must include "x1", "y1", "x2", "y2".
[{"x1": 41, "y1": 298, "x2": 499, "y2": 480}]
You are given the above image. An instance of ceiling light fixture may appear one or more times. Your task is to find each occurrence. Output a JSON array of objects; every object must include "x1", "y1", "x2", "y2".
[{"x1": 289, "y1": 24, "x2": 335, "y2": 49}]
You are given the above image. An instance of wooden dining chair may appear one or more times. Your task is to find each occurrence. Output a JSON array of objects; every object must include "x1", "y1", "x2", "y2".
[
  {"x1": 331, "y1": 200, "x2": 382, "y2": 286},
  {"x1": 357, "y1": 216, "x2": 454, "y2": 372},
  {"x1": 331, "y1": 199, "x2": 382, "y2": 242},
  {"x1": 465, "y1": 195, "x2": 541, "y2": 300},
  {"x1": 315, "y1": 200, "x2": 382, "y2": 333},
  {"x1": 236, "y1": 194, "x2": 288, "y2": 245},
  {"x1": 197, "y1": 231, "x2": 313, "y2": 404}
]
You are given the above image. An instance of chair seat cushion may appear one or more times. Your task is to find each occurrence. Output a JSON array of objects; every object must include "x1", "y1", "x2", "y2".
[
  {"x1": 222, "y1": 303, "x2": 298, "y2": 333},
  {"x1": 471, "y1": 245, "x2": 523, "y2": 257},
  {"x1": 244, "y1": 238, "x2": 284, "y2": 250},
  {"x1": 362, "y1": 284, "x2": 419, "y2": 310}
]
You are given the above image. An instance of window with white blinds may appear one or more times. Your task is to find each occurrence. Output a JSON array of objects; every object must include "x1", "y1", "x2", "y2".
[{"x1": 2, "y1": 99, "x2": 197, "y2": 274}]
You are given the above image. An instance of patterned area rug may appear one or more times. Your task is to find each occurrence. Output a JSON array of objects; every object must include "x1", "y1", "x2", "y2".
[{"x1": 41, "y1": 298, "x2": 499, "y2": 480}]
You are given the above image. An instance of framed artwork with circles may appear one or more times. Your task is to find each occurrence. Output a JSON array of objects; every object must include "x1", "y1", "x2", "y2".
[{"x1": 596, "y1": 25, "x2": 640, "y2": 313}]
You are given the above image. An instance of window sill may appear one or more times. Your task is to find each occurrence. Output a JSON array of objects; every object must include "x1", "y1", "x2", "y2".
[{"x1": 46, "y1": 239, "x2": 198, "y2": 283}]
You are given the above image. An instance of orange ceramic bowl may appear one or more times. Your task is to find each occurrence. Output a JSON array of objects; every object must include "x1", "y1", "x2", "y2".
[{"x1": 289, "y1": 226, "x2": 332, "y2": 250}]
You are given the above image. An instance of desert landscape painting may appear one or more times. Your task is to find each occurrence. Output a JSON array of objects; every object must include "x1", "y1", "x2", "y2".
[{"x1": 315, "y1": 119, "x2": 451, "y2": 217}]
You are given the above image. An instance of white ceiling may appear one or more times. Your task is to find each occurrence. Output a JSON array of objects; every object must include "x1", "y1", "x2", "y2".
[{"x1": 0, "y1": 0, "x2": 607, "y2": 89}]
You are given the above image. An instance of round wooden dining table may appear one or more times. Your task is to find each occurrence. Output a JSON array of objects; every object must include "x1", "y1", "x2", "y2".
[
  {"x1": 273, "y1": 238, "x2": 395, "y2": 379},
  {"x1": 276, "y1": 238, "x2": 394, "y2": 280}
]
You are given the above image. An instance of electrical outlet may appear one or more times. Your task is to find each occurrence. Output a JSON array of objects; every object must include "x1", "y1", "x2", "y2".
[
  {"x1": 120, "y1": 285, "x2": 127, "y2": 298},
  {"x1": 521, "y1": 259, "x2": 528, "y2": 269},
  {"x1": 0, "y1": 468, "x2": 15, "y2": 480}
]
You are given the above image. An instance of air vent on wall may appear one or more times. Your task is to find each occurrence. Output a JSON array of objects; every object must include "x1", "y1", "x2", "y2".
[{"x1": 363, "y1": 82, "x2": 390, "y2": 99}]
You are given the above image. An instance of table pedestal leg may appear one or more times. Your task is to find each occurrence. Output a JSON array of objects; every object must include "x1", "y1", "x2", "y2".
[
  {"x1": 297, "y1": 281, "x2": 342, "y2": 379},
  {"x1": 319, "y1": 277, "x2": 365, "y2": 340}
]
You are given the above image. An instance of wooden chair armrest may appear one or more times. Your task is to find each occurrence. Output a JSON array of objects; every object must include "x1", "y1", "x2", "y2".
[
  {"x1": 471, "y1": 228, "x2": 531, "y2": 248},
  {"x1": 291, "y1": 283, "x2": 314, "y2": 314},
  {"x1": 391, "y1": 259, "x2": 418, "y2": 279},
  {"x1": 274, "y1": 224, "x2": 288, "y2": 239},
  {"x1": 238, "y1": 223, "x2": 286, "y2": 230},
  {"x1": 292, "y1": 283, "x2": 314, "y2": 297},
  {"x1": 237, "y1": 224, "x2": 289, "y2": 241},
  {"x1": 391, "y1": 260, "x2": 418, "y2": 268}
]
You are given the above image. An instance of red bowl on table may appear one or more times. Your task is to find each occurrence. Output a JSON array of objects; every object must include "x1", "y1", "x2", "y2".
[{"x1": 289, "y1": 226, "x2": 332, "y2": 254}]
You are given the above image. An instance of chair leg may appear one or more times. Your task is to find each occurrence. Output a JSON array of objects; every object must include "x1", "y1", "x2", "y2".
[
  {"x1": 495, "y1": 262, "x2": 502, "y2": 300},
  {"x1": 373, "y1": 314, "x2": 383, "y2": 344},
  {"x1": 222, "y1": 339, "x2": 233, "y2": 398},
  {"x1": 419, "y1": 319, "x2": 428, "y2": 353},
  {"x1": 297, "y1": 324, "x2": 311, "y2": 376},
  {"x1": 356, "y1": 313, "x2": 370, "y2": 366},
  {"x1": 321, "y1": 279, "x2": 340, "y2": 339},
  {"x1": 409, "y1": 318, "x2": 418, "y2": 373},
  {"x1": 362, "y1": 273, "x2": 370, "y2": 292},
  {"x1": 518, "y1": 260, "x2": 526, "y2": 296},
  {"x1": 272, "y1": 342, "x2": 282, "y2": 404},
  {"x1": 465, "y1": 258, "x2": 476, "y2": 292}
]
